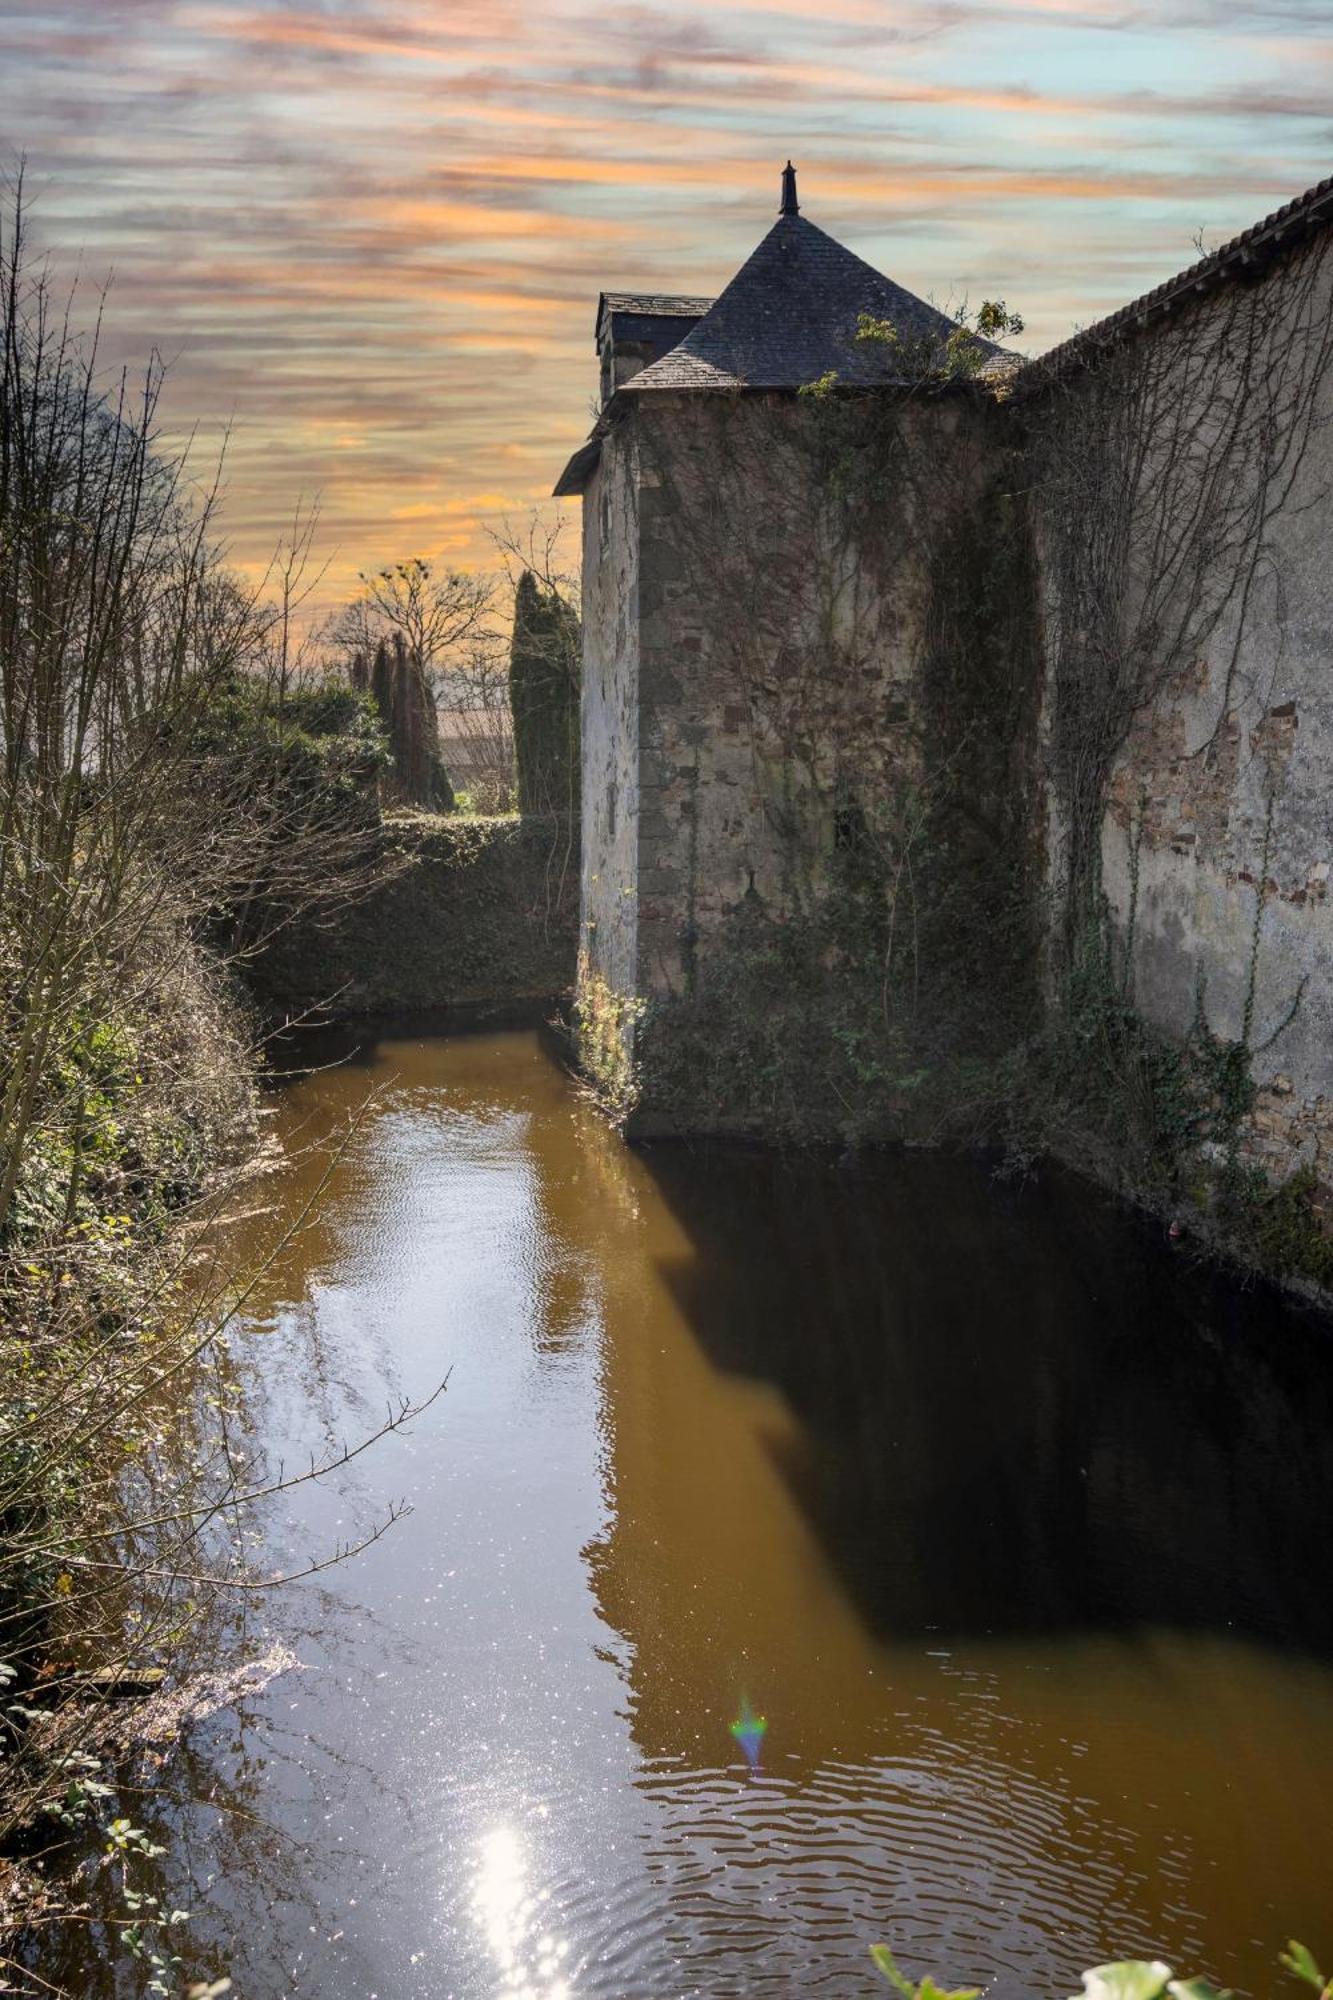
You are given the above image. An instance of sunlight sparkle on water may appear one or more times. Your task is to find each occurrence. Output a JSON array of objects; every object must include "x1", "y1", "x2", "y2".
[{"x1": 471, "y1": 1824, "x2": 573, "y2": 1998}]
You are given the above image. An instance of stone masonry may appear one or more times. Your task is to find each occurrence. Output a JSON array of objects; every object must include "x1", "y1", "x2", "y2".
[{"x1": 557, "y1": 164, "x2": 1333, "y2": 1197}]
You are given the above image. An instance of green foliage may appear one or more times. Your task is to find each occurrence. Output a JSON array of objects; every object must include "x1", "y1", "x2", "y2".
[
  {"x1": 192, "y1": 668, "x2": 388, "y2": 815},
  {"x1": 250, "y1": 811, "x2": 577, "y2": 1017},
  {"x1": 1281, "y1": 1941, "x2": 1331, "y2": 1996},
  {"x1": 575, "y1": 963, "x2": 646, "y2": 1124},
  {"x1": 1016, "y1": 920, "x2": 1255, "y2": 1187},
  {"x1": 873, "y1": 1943, "x2": 1325, "y2": 2000},
  {"x1": 974, "y1": 299, "x2": 1026, "y2": 341},
  {"x1": 855, "y1": 299, "x2": 1025, "y2": 382},
  {"x1": 987, "y1": 904, "x2": 1333, "y2": 1287},
  {"x1": 1215, "y1": 1160, "x2": 1333, "y2": 1287},
  {"x1": 870, "y1": 1944, "x2": 981, "y2": 1998},
  {"x1": 510, "y1": 570, "x2": 580, "y2": 817},
  {"x1": 352, "y1": 632, "x2": 454, "y2": 810}
]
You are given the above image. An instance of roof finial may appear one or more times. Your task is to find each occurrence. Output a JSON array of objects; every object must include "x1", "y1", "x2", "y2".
[{"x1": 780, "y1": 160, "x2": 799, "y2": 217}]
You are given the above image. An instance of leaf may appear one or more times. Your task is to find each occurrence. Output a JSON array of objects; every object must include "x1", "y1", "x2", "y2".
[
  {"x1": 868, "y1": 1949, "x2": 980, "y2": 2000},
  {"x1": 1166, "y1": 1981, "x2": 1232, "y2": 1999},
  {"x1": 870, "y1": 1946, "x2": 919, "y2": 1996},
  {"x1": 1074, "y1": 1965, "x2": 1174, "y2": 2000},
  {"x1": 1281, "y1": 1943, "x2": 1328, "y2": 1992}
]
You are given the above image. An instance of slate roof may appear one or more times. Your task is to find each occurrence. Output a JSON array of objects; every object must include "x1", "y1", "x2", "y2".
[
  {"x1": 553, "y1": 427, "x2": 606, "y2": 498},
  {"x1": 598, "y1": 292, "x2": 715, "y2": 321},
  {"x1": 1030, "y1": 169, "x2": 1333, "y2": 385},
  {"x1": 624, "y1": 210, "x2": 997, "y2": 394}
]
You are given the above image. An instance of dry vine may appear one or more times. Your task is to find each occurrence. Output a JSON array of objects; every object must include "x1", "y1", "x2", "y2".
[{"x1": 1029, "y1": 226, "x2": 1333, "y2": 966}]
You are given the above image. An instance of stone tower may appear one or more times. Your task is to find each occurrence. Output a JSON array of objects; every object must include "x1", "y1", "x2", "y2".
[{"x1": 554, "y1": 167, "x2": 1021, "y2": 1130}]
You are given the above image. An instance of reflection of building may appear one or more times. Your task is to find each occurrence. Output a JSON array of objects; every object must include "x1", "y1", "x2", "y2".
[
  {"x1": 575, "y1": 1134, "x2": 1333, "y2": 1991},
  {"x1": 586, "y1": 1140, "x2": 1333, "y2": 1753}
]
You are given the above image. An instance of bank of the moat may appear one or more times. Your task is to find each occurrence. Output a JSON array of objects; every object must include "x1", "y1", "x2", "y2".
[
  {"x1": 31, "y1": 1028, "x2": 1333, "y2": 1998},
  {"x1": 250, "y1": 811, "x2": 577, "y2": 1021}
]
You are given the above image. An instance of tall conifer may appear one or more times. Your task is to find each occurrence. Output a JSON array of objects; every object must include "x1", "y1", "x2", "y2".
[{"x1": 510, "y1": 571, "x2": 580, "y2": 817}]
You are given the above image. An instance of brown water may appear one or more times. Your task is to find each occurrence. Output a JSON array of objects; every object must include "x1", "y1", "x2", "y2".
[{"x1": 53, "y1": 1028, "x2": 1333, "y2": 1997}]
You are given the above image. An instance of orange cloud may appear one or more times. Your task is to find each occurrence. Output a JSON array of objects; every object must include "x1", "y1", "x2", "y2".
[{"x1": 5, "y1": 0, "x2": 1326, "y2": 610}]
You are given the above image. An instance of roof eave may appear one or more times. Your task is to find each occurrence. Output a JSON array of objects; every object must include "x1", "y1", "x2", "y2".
[
  {"x1": 1022, "y1": 169, "x2": 1333, "y2": 393},
  {"x1": 553, "y1": 436, "x2": 603, "y2": 498},
  {"x1": 620, "y1": 371, "x2": 1000, "y2": 397}
]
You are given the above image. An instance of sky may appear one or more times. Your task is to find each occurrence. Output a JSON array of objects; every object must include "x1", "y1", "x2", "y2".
[{"x1": 2, "y1": 0, "x2": 1331, "y2": 612}]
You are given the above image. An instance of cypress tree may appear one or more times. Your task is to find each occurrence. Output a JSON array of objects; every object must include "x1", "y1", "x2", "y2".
[
  {"x1": 510, "y1": 571, "x2": 580, "y2": 817},
  {"x1": 366, "y1": 633, "x2": 454, "y2": 810}
]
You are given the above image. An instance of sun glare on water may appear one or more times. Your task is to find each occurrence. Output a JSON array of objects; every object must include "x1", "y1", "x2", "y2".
[{"x1": 472, "y1": 1825, "x2": 573, "y2": 1998}]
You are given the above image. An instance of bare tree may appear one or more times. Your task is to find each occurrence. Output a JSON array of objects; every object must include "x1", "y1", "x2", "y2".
[
  {"x1": 327, "y1": 558, "x2": 493, "y2": 685},
  {"x1": 0, "y1": 177, "x2": 419, "y2": 1982}
]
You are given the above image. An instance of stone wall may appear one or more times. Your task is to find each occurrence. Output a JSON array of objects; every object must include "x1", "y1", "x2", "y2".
[
  {"x1": 580, "y1": 386, "x2": 1043, "y2": 1134},
  {"x1": 251, "y1": 812, "x2": 577, "y2": 1020},
  {"x1": 631, "y1": 391, "x2": 934, "y2": 1003},
  {"x1": 572, "y1": 222, "x2": 1333, "y2": 1227},
  {"x1": 1032, "y1": 227, "x2": 1333, "y2": 1198},
  {"x1": 580, "y1": 423, "x2": 641, "y2": 1002}
]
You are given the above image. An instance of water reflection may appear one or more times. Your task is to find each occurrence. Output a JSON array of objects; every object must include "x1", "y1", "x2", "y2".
[
  {"x1": 471, "y1": 1826, "x2": 573, "y2": 1998},
  {"x1": 35, "y1": 1029, "x2": 1333, "y2": 1999},
  {"x1": 633, "y1": 1141, "x2": 1333, "y2": 1651}
]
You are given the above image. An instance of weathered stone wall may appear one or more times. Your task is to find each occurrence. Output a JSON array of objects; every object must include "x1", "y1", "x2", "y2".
[
  {"x1": 580, "y1": 386, "x2": 1042, "y2": 1133},
  {"x1": 1033, "y1": 229, "x2": 1333, "y2": 1194},
  {"x1": 580, "y1": 423, "x2": 641, "y2": 1001},
  {"x1": 572, "y1": 226, "x2": 1333, "y2": 1220},
  {"x1": 250, "y1": 813, "x2": 577, "y2": 1019},
  {"x1": 631, "y1": 391, "x2": 979, "y2": 1001}
]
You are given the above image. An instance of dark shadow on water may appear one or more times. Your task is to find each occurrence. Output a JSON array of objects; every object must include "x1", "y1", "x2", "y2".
[{"x1": 637, "y1": 1139, "x2": 1333, "y2": 1656}]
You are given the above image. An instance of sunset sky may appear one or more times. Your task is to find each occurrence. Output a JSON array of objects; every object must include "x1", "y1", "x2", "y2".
[{"x1": 2, "y1": 0, "x2": 1331, "y2": 612}]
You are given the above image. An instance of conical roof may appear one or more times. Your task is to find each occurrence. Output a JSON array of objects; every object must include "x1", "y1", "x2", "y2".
[{"x1": 626, "y1": 189, "x2": 991, "y2": 393}]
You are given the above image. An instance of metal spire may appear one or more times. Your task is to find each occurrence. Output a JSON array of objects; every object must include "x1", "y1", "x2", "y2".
[{"x1": 780, "y1": 160, "x2": 799, "y2": 217}]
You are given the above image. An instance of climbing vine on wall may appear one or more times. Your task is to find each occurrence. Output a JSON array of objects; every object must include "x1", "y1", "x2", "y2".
[
  {"x1": 1030, "y1": 228, "x2": 1333, "y2": 966},
  {"x1": 630, "y1": 332, "x2": 1042, "y2": 1133}
]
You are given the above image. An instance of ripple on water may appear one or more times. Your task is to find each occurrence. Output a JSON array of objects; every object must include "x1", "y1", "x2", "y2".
[{"x1": 489, "y1": 1747, "x2": 1198, "y2": 2000}]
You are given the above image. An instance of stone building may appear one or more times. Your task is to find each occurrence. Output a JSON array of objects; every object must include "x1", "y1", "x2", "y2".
[{"x1": 555, "y1": 163, "x2": 1333, "y2": 1206}]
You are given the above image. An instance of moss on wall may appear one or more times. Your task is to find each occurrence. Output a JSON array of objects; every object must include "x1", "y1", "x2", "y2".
[{"x1": 248, "y1": 811, "x2": 577, "y2": 1018}]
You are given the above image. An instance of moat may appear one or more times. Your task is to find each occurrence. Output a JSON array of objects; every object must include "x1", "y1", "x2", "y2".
[{"x1": 57, "y1": 1028, "x2": 1333, "y2": 1997}]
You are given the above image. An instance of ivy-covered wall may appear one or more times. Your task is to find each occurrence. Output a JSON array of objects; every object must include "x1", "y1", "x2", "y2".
[
  {"x1": 1030, "y1": 227, "x2": 1333, "y2": 1215},
  {"x1": 577, "y1": 386, "x2": 1044, "y2": 1139},
  {"x1": 250, "y1": 812, "x2": 578, "y2": 1019},
  {"x1": 569, "y1": 227, "x2": 1333, "y2": 1281}
]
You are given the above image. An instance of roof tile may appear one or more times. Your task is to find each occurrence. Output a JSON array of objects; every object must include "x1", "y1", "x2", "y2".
[{"x1": 626, "y1": 213, "x2": 996, "y2": 393}]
